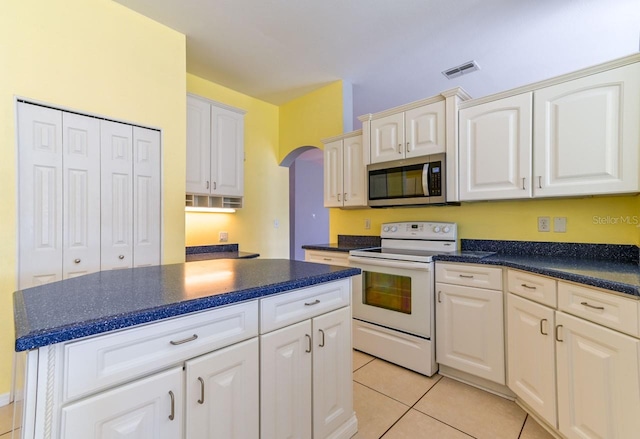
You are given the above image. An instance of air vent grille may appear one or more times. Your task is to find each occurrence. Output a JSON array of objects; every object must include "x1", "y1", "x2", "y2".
[{"x1": 442, "y1": 60, "x2": 480, "y2": 79}]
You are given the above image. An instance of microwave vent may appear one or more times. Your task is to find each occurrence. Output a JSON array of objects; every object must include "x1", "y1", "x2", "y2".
[{"x1": 442, "y1": 60, "x2": 480, "y2": 79}]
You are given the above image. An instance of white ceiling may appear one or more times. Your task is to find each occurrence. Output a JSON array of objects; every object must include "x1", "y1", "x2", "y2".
[{"x1": 115, "y1": 0, "x2": 639, "y2": 127}]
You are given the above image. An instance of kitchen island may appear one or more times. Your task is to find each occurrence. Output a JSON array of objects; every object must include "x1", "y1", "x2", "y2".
[{"x1": 13, "y1": 258, "x2": 360, "y2": 439}]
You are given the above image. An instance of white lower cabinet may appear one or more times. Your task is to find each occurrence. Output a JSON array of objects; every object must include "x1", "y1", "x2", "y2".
[
  {"x1": 435, "y1": 263, "x2": 505, "y2": 385},
  {"x1": 60, "y1": 366, "x2": 184, "y2": 439},
  {"x1": 261, "y1": 306, "x2": 354, "y2": 439},
  {"x1": 185, "y1": 338, "x2": 259, "y2": 438},
  {"x1": 506, "y1": 269, "x2": 640, "y2": 439}
]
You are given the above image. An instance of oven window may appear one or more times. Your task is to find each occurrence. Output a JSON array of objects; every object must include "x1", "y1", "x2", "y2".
[{"x1": 362, "y1": 271, "x2": 411, "y2": 314}]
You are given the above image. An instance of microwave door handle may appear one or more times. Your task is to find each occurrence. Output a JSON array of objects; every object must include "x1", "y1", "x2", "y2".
[{"x1": 422, "y1": 163, "x2": 430, "y2": 196}]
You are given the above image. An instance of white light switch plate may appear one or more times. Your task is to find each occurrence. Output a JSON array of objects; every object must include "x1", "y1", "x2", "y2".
[{"x1": 554, "y1": 217, "x2": 567, "y2": 233}]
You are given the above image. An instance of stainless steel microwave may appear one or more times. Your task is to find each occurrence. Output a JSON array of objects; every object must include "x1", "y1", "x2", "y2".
[{"x1": 368, "y1": 153, "x2": 446, "y2": 207}]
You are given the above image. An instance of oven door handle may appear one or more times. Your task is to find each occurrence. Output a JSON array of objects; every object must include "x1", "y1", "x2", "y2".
[{"x1": 348, "y1": 255, "x2": 431, "y2": 271}]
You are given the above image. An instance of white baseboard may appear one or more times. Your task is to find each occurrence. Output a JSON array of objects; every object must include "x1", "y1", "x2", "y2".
[{"x1": 0, "y1": 392, "x2": 10, "y2": 407}]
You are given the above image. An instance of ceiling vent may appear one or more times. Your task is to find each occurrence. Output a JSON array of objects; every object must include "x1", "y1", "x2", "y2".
[{"x1": 442, "y1": 60, "x2": 480, "y2": 79}]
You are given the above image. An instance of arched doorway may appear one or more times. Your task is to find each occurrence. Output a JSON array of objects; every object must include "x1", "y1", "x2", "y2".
[{"x1": 280, "y1": 146, "x2": 329, "y2": 260}]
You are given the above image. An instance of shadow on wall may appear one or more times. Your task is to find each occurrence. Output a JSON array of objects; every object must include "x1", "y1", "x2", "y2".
[{"x1": 281, "y1": 146, "x2": 329, "y2": 260}]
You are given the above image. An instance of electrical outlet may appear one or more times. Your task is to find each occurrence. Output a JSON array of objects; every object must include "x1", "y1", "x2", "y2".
[
  {"x1": 219, "y1": 231, "x2": 228, "y2": 242},
  {"x1": 538, "y1": 216, "x2": 550, "y2": 232},
  {"x1": 273, "y1": 219, "x2": 279, "y2": 229},
  {"x1": 364, "y1": 218, "x2": 371, "y2": 230},
  {"x1": 554, "y1": 217, "x2": 567, "y2": 233}
]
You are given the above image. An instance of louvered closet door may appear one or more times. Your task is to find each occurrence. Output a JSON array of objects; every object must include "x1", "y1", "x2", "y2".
[
  {"x1": 133, "y1": 127, "x2": 161, "y2": 267},
  {"x1": 101, "y1": 120, "x2": 133, "y2": 270},
  {"x1": 63, "y1": 113, "x2": 101, "y2": 279},
  {"x1": 17, "y1": 103, "x2": 63, "y2": 288}
]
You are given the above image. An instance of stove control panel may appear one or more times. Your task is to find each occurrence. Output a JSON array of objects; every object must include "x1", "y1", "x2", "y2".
[{"x1": 381, "y1": 221, "x2": 457, "y2": 240}]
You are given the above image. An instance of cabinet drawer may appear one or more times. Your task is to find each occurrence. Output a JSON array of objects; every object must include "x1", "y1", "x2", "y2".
[
  {"x1": 260, "y1": 279, "x2": 350, "y2": 333},
  {"x1": 507, "y1": 269, "x2": 557, "y2": 308},
  {"x1": 63, "y1": 301, "x2": 258, "y2": 402},
  {"x1": 305, "y1": 250, "x2": 350, "y2": 267},
  {"x1": 436, "y1": 263, "x2": 503, "y2": 290},
  {"x1": 557, "y1": 282, "x2": 639, "y2": 337}
]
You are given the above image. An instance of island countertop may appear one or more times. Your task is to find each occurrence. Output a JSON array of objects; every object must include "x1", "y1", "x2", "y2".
[{"x1": 14, "y1": 259, "x2": 361, "y2": 352}]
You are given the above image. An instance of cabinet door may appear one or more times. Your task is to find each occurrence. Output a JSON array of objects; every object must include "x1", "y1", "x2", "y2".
[
  {"x1": 186, "y1": 96, "x2": 212, "y2": 194},
  {"x1": 313, "y1": 307, "x2": 353, "y2": 439},
  {"x1": 323, "y1": 139, "x2": 344, "y2": 207},
  {"x1": 17, "y1": 102, "x2": 63, "y2": 288},
  {"x1": 133, "y1": 127, "x2": 161, "y2": 268},
  {"x1": 60, "y1": 366, "x2": 183, "y2": 439},
  {"x1": 62, "y1": 113, "x2": 101, "y2": 280},
  {"x1": 436, "y1": 283, "x2": 505, "y2": 384},
  {"x1": 459, "y1": 93, "x2": 533, "y2": 200},
  {"x1": 370, "y1": 112, "x2": 404, "y2": 163},
  {"x1": 533, "y1": 63, "x2": 640, "y2": 197},
  {"x1": 261, "y1": 320, "x2": 312, "y2": 439},
  {"x1": 342, "y1": 135, "x2": 366, "y2": 207},
  {"x1": 507, "y1": 294, "x2": 557, "y2": 427},
  {"x1": 405, "y1": 101, "x2": 445, "y2": 157},
  {"x1": 556, "y1": 312, "x2": 640, "y2": 439},
  {"x1": 100, "y1": 120, "x2": 134, "y2": 270},
  {"x1": 211, "y1": 105, "x2": 244, "y2": 197},
  {"x1": 185, "y1": 338, "x2": 259, "y2": 439}
]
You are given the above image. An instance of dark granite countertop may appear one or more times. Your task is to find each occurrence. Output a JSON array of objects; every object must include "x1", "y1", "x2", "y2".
[
  {"x1": 302, "y1": 234, "x2": 381, "y2": 253},
  {"x1": 14, "y1": 259, "x2": 360, "y2": 352},
  {"x1": 186, "y1": 244, "x2": 259, "y2": 261},
  {"x1": 435, "y1": 240, "x2": 640, "y2": 297}
]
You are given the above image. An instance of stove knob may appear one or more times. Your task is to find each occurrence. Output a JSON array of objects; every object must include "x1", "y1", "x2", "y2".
[
  {"x1": 433, "y1": 226, "x2": 441, "y2": 233},
  {"x1": 443, "y1": 226, "x2": 451, "y2": 233},
  {"x1": 383, "y1": 226, "x2": 390, "y2": 232},
  {"x1": 390, "y1": 226, "x2": 398, "y2": 232}
]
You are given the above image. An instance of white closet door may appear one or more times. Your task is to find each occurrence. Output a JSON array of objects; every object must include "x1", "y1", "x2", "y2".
[
  {"x1": 62, "y1": 113, "x2": 101, "y2": 279},
  {"x1": 17, "y1": 102, "x2": 63, "y2": 289},
  {"x1": 101, "y1": 120, "x2": 133, "y2": 270},
  {"x1": 133, "y1": 127, "x2": 161, "y2": 267}
]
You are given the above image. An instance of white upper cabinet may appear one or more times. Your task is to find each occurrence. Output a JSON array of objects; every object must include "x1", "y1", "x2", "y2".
[
  {"x1": 459, "y1": 93, "x2": 533, "y2": 200},
  {"x1": 186, "y1": 94, "x2": 245, "y2": 198},
  {"x1": 459, "y1": 57, "x2": 640, "y2": 201},
  {"x1": 323, "y1": 131, "x2": 366, "y2": 208},
  {"x1": 17, "y1": 102, "x2": 161, "y2": 288},
  {"x1": 370, "y1": 101, "x2": 445, "y2": 164},
  {"x1": 533, "y1": 62, "x2": 640, "y2": 197}
]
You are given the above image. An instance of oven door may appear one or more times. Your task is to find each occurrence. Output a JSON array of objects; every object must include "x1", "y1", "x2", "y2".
[{"x1": 348, "y1": 255, "x2": 433, "y2": 338}]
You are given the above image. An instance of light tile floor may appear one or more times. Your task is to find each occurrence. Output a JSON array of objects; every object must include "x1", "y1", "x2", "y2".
[
  {"x1": 352, "y1": 350, "x2": 555, "y2": 439},
  {"x1": 0, "y1": 352, "x2": 555, "y2": 439}
]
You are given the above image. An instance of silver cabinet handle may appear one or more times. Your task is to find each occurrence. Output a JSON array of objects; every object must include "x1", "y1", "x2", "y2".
[
  {"x1": 555, "y1": 324, "x2": 563, "y2": 342},
  {"x1": 437, "y1": 291, "x2": 442, "y2": 303},
  {"x1": 540, "y1": 318, "x2": 548, "y2": 335},
  {"x1": 170, "y1": 334, "x2": 198, "y2": 345},
  {"x1": 581, "y1": 301, "x2": 605, "y2": 310},
  {"x1": 522, "y1": 177, "x2": 525, "y2": 190},
  {"x1": 304, "y1": 299, "x2": 320, "y2": 306},
  {"x1": 344, "y1": 193, "x2": 347, "y2": 202},
  {"x1": 337, "y1": 193, "x2": 341, "y2": 202},
  {"x1": 319, "y1": 329, "x2": 325, "y2": 347},
  {"x1": 213, "y1": 182, "x2": 217, "y2": 190},
  {"x1": 74, "y1": 258, "x2": 81, "y2": 264},
  {"x1": 305, "y1": 334, "x2": 312, "y2": 353},
  {"x1": 118, "y1": 255, "x2": 125, "y2": 260},
  {"x1": 406, "y1": 142, "x2": 410, "y2": 152},
  {"x1": 206, "y1": 181, "x2": 210, "y2": 189},
  {"x1": 521, "y1": 283, "x2": 537, "y2": 290},
  {"x1": 197, "y1": 377, "x2": 205, "y2": 404},
  {"x1": 459, "y1": 274, "x2": 474, "y2": 279},
  {"x1": 398, "y1": 143, "x2": 402, "y2": 154},
  {"x1": 168, "y1": 390, "x2": 175, "y2": 420},
  {"x1": 538, "y1": 176, "x2": 542, "y2": 188},
  {"x1": 323, "y1": 258, "x2": 332, "y2": 261}
]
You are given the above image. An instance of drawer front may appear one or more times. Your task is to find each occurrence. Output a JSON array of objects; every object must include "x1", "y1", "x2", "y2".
[
  {"x1": 557, "y1": 282, "x2": 639, "y2": 337},
  {"x1": 507, "y1": 269, "x2": 557, "y2": 308},
  {"x1": 63, "y1": 301, "x2": 259, "y2": 402},
  {"x1": 305, "y1": 250, "x2": 349, "y2": 267},
  {"x1": 435, "y1": 263, "x2": 503, "y2": 290},
  {"x1": 260, "y1": 279, "x2": 350, "y2": 333}
]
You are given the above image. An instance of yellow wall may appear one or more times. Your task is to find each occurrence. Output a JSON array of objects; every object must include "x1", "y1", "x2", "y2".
[
  {"x1": 185, "y1": 74, "x2": 288, "y2": 258},
  {"x1": 0, "y1": 0, "x2": 186, "y2": 396},
  {"x1": 331, "y1": 195, "x2": 640, "y2": 246},
  {"x1": 279, "y1": 81, "x2": 344, "y2": 160}
]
